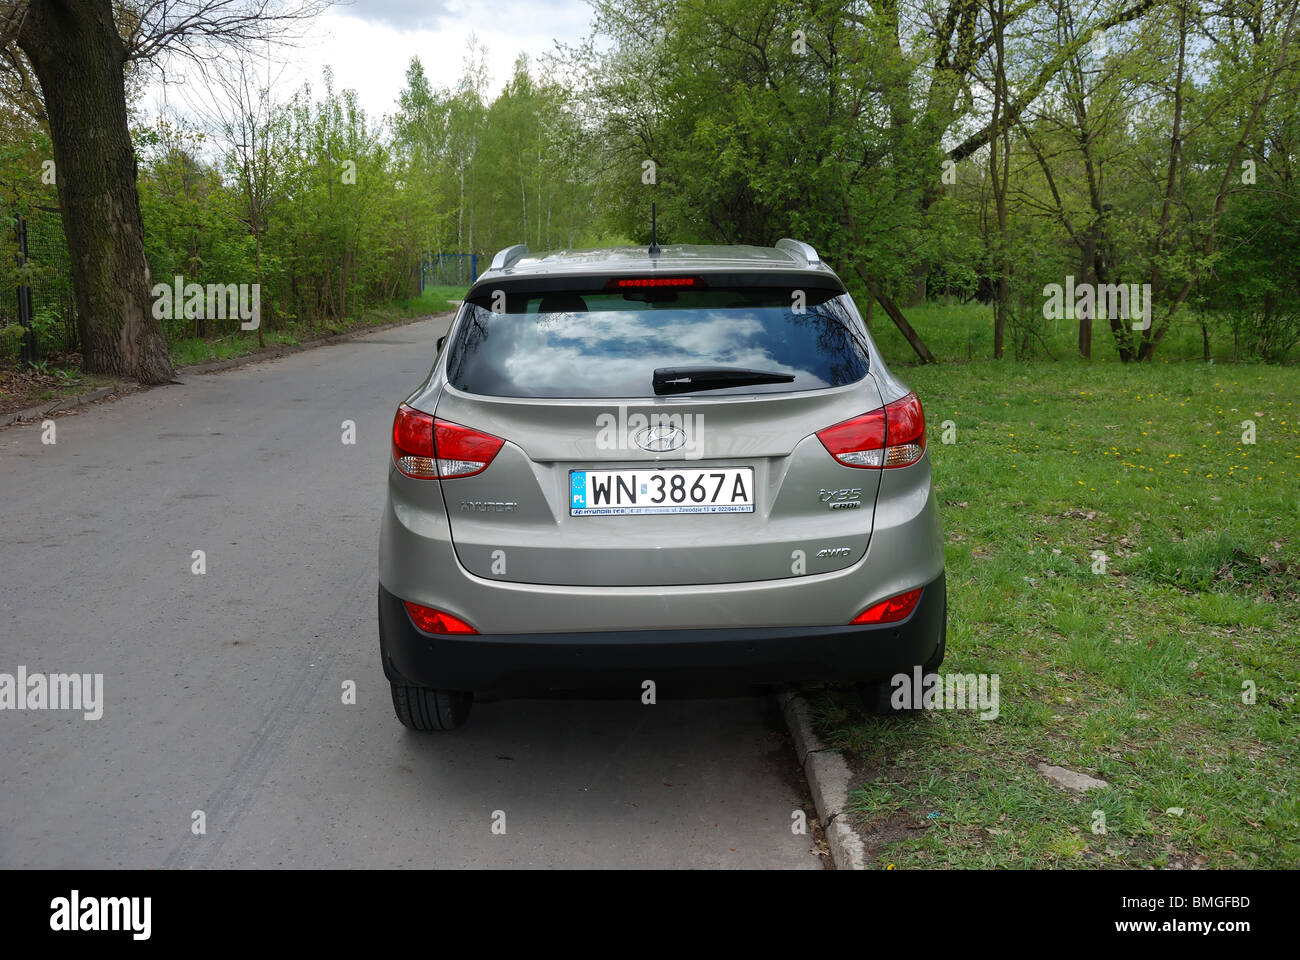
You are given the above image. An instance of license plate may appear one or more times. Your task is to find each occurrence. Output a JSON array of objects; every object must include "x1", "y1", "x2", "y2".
[{"x1": 569, "y1": 467, "x2": 755, "y2": 516}]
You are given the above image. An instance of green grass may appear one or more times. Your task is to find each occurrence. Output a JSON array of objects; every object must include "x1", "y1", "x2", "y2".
[
  {"x1": 169, "y1": 286, "x2": 463, "y2": 368},
  {"x1": 170, "y1": 330, "x2": 303, "y2": 367},
  {"x1": 388, "y1": 284, "x2": 465, "y2": 317},
  {"x1": 812, "y1": 351, "x2": 1300, "y2": 869},
  {"x1": 867, "y1": 300, "x2": 1297, "y2": 367}
]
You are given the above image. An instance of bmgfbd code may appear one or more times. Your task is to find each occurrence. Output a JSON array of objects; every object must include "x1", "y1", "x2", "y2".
[{"x1": 1122, "y1": 897, "x2": 1251, "y2": 911}]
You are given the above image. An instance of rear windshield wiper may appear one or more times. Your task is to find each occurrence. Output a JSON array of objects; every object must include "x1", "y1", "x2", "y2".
[{"x1": 652, "y1": 366, "x2": 796, "y2": 396}]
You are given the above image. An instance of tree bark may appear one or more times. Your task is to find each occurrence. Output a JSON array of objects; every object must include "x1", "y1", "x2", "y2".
[
  {"x1": 1079, "y1": 231, "x2": 1095, "y2": 360},
  {"x1": 16, "y1": 0, "x2": 173, "y2": 384}
]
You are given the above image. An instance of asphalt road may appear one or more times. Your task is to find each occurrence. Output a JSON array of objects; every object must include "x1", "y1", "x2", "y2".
[{"x1": 0, "y1": 317, "x2": 821, "y2": 869}]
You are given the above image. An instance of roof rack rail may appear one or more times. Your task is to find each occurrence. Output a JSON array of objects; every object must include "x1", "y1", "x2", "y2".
[
  {"x1": 490, "y1": 244, "x2": 529, "y2": 271},
  {"x1": 775, "y1": 238, "x2": 820, "y2": 267}
]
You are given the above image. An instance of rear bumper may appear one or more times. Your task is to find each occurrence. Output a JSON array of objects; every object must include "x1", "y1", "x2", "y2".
[
  {"x1": 379, "y1": 452, "x2": 945, "y2": 634},
  {"x1": 378, "y1": 574, "x2": 945, "y2": 695}
]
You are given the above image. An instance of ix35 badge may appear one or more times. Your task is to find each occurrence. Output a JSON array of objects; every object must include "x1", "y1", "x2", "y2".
[{"x1": 819, "y1": 487, "x2": 863, "y2": 510}]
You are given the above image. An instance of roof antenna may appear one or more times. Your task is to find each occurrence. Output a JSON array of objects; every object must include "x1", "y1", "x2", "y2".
[{"x1": 648, "y1": 202, "x2": 661, "y2": 258}]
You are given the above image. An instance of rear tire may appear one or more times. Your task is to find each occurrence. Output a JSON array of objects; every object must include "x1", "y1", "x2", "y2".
[
  {"x1": 856, "y1": 595, "x2": 947, "y2": 715},
  {"x1": 390, "y1": 683, "x2": 473, "y2": 731}
]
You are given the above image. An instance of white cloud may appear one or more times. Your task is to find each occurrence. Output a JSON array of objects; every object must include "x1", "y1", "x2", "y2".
[{"x1": 143, "y1": 1, "x2": 594, "y2": 125}]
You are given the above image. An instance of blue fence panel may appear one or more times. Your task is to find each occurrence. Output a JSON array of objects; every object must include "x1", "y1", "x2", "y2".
[{"x1": 421, "y1": 253, "x2": 478, "y2": 292}]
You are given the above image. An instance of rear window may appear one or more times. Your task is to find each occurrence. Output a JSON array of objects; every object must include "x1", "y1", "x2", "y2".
[{"x1": 445, "y1": 285, "x2": 871, "y2": 398}]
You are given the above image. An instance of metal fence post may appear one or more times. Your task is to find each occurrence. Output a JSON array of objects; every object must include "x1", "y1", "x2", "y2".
[{"x1": 15, "y1": 215, "x2": 37, "y2": 363}]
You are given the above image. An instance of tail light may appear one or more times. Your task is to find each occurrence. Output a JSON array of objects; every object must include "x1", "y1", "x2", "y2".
[
  {"x1": 393, "y1": 404, "x2": 504, "y2": 479},
  {"x1": 432, "y1": 418, "x2": 504, "y2": 478},
  {"x1": 816, "y1": 392, "x2": 926, "y2": 469},
  {"x1": 404, "y1": 601, "x2": 478, "y2": 635},
  {"x1": 851, "y1": 588, "x2": 923, "y2": 624},
  {"x1": 393, "y1": 404, "x2": 436, "y2": 477}
]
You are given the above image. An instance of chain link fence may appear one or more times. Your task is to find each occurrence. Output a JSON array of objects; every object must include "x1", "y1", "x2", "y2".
[
  {"x1": 3, "y1": 208, "x2": 77, "y2": 363},
  {"x1": 421, "y1": 252, "x2": 478, "y2": 291}
]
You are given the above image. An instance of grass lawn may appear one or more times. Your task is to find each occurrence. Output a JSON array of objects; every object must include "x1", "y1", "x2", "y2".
[
  {"x1": 813, "y1": 317, "x2": 1299, "y2": 867},
  {"x1": 867, "y1": 300, "x2": 1297, "y2": 366}
]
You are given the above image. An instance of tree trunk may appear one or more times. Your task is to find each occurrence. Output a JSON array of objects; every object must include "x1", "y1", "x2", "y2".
[
  {"x1": 1079, "y1": 233, "x2": 1096, "y2": 360},
  {"x1": 906, "y1": 261, "x2": 927, "y2": 307},
  {"x1": 1108, "y1": 313, "x2": 1135, "y2": 362},
  {"x1": 254, "y1": 232, "x2": 266, "y2": 348},
  {"x1": 854, "y1": 265, "x2": 936, "y2": 364},
  {"x1": 16, "y1": 0, "x2": 174, "y2": 384},
  {"x1": 876, "y1": 288, "x2": 936, "y2": 363},
  {"x1": 457, "y1": 162, "x2": 465, "y2": 249},
  {"x1": 990, "y1": 0, "x2": 1011, "y2": 361}
]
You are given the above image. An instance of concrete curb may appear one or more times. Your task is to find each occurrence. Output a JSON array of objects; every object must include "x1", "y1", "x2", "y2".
[
  {"x1": 1, "y1": 312, "x2": 453, "y2": 431},
  {"x1": 0, "y1": 384, "x2": 125, "y2": 429},
  {"x1": 778, "y1": 689, "x2": 868, "y2": 870}
]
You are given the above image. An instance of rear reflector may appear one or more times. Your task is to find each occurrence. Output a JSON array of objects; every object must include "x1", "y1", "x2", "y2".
[
  {"x1": 851, "y1": 588, "x2": 923, "y2": 624},
  {"x1": 403, "y1": 601, "x2": 478, "y2": 635},
  {"x1": 392, "y1": 404, "x2": 504, "y2": 479},
  {"x1": 606, "y1": 276, "x2": 704, "y2": 289},
  {"x1": 816, "y1": 392, "x2": 926, "y2": 469}
]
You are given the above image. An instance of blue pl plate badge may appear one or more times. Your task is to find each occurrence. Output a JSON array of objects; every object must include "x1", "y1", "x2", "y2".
[{"x1": 570, "y1": 471, "x2": 587, "y2": 510}]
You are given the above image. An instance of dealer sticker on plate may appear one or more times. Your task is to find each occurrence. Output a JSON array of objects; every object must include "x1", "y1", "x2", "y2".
[{"x1": 570, "y1": 468, "x2": 755, "y2": 516}]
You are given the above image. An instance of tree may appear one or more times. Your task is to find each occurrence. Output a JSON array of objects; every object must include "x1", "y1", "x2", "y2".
[
  {"x1": 1133, "y1": 0, "x2": 1300, "y2": 360},
  {"x1": 2, "y1": 0, "x2": 327, "y2": 383},
  {"x1": 7, "y1": 0, "x2": 170, "y2": 381},
  {"x1": 208, "y1": 57, "x2": 285, "y2": 347}
]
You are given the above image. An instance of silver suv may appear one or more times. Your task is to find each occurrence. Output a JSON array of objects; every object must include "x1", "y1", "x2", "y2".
[{"x1": 378, "y1": 240, "x2": 945, "y2": 730}]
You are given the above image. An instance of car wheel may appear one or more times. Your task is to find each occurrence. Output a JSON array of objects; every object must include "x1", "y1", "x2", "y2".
[
  {"x1": 390, "y1": 683, "x2": 473, "y2": 731},
  {"x1": 857, "y1": 597, "x2": 947, "y2": 715},
  {"x1": 855, "y1": 677, "x2": 917, "y2": 715}
]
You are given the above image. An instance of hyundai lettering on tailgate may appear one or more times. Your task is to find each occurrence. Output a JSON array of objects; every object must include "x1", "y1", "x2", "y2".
[{"x1": 570, "y1": 468, "x2": 755, "y2": 516}]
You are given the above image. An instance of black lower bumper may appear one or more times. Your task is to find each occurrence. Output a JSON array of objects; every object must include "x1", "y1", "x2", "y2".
[{"x1": 378, "y1": 575, "x2": 946, "y2": 696}]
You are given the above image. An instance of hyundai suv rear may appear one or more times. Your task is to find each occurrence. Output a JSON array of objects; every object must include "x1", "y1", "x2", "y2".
[{"x1": 378, "y1": 240, "x2": 945, "y2": 730}]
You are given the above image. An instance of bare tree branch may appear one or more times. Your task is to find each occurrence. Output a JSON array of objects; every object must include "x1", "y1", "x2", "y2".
[
  {"x1": 948, "y1": 0, "x2": 1159, "y2": 162},
  {"x1": 123, "y1": 0, "x2": 334, "y2": 64}
]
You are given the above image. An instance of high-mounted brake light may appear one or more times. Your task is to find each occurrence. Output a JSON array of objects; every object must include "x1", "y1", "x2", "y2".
[
  {"x1": 851, "y1": 588, "x2": 923, "y2": 624},
  {"x1": 816, "y1": 392, "x2": 926, "y2": 469},
  {"x1": 403, "y1": 601, "x2": 478, "y2": 635},
  {"x1": 393, "y1": 405, "x2": 504, "y2": 479},
  {"x1": 606, "y1": 276, "x2": 705, "y2": 289}
]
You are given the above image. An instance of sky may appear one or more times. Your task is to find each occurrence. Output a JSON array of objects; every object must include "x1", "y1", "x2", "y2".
[{"x1": 144, "y1": 0, "x2": 597, "y2": 123}]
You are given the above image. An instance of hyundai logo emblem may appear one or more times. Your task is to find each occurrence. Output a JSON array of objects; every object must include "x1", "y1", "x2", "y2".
[{"x1": 632, "y1": 424, "x2": 688, "y2": 453}]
